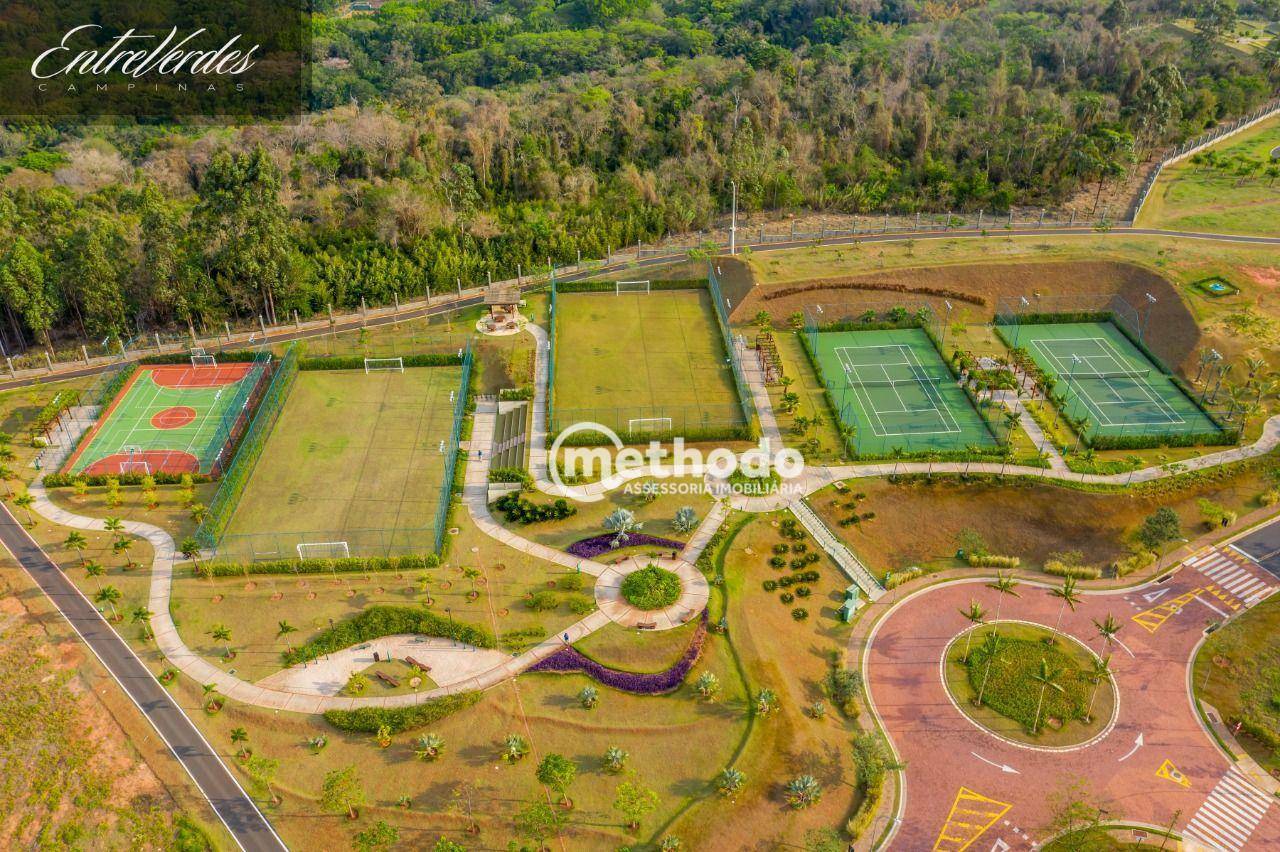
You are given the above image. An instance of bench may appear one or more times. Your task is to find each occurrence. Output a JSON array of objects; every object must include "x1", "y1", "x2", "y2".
[
  {"x1": 375, "y1": 671, "x2": 400, "y2": 688},
  {"x1": 404, "y1": 656, "x2": 431, "y2": 673},
  {"x1": 636, "y1": 621, "x2": 657, "y2": 630}
]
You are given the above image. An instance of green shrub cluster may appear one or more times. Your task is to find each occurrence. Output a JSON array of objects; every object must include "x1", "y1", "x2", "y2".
[
  {"x1": 140, "y1": 350, "x2": 264, "y2": 365},
  {"x1": 620, "y1": 565, "x2": 682, "y2": 610},
  {"x1": 1043, "y1": 560, "x2": 1102, "y2": 580},
  {"x1": 205, "y1": 553, "x2": 438, "y2": 577},
  {"x1": 493, "y1": 492, "x2": 575, "y2": 523},
  {"x1": 964, "y1": 553, "x2": 1020, "y2": 569},
  {"x1": 44, "y1": 471, "x2": 211, "y2": 488},
  {"x1": 284, "y1": 606, "x2": 493, "y2": 666},
  {"x1": 883, "y1": 567, "x2": 923, "y2": 589},
  {"x1": 323, "y1": 693, "x2": 480, "y2": 734},
  {"x1": 488, "y1": 466, "x2": 533, "y2": 489},
  {"x1": 498, "y1": 386, "x2": 534, "y2": 400},
  {"x1": 1111, "y1": 550, "x2": 1155, "y2": 578},
  {"x1": 298, "y1": 352, "x2": 464, "y2": 370}
]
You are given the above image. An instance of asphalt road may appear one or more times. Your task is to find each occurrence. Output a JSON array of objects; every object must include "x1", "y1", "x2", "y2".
[
  {"x1": 1232, "y1": 517, "x2": 1280, "y2": 578},
  {"x1": 4, "y1": 225, "x2": 1278, "y2": 395},
  {"x1": 0, "y1": 504, "x2": 287, "y2": 852}
]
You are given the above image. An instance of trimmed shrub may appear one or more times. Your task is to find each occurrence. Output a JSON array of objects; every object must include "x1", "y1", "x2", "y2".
[
  {"x1": 566, "y1": 533, "x2": 683, "y2": 559},
  {"x1": 140, "y1": 350, "x2": 263, "y2": 365},
  {"x1": 283, "y1": 606, "x2": 493, "y2": 666},
  {"x1": 489, "y1": 466, "x2": 533, "y2": 490},
  {"x1": 620, "y1": 565, "x2": 681, "y2": 610},
  {"x1": 1112, "y1": 550, "x2": 1156, "y2": 578},
  {"x1": 45, "y1": 471, "x2": 211, "y2": 488},
  {"x1": 964, "y1": 553, "x2": 1021, "y2": 569},
  {"x1": 884, "y1": 567, "x2": 923, "y2": 589},
  {"x1": 526, "y1": 611, "x2": 708, "y2": 693},
  {"x1": 323, "y1": 693, "x2": 480, "y2": 734},
  {"x1": 493, "y1": 492, "x2": 575, "y2": 524}
]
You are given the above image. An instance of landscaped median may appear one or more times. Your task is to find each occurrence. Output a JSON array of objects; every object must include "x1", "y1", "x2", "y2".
[
  {"x1": 281, "y1": 606, "x2": 495, "y2": 667},
  {"x1": 943, "y1": 621, "x2": 1116, "y2": 748}
]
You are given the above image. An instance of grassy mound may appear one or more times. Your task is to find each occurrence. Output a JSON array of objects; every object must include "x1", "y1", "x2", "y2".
[
  {"x1": 620, "y1": 565, "x2": 682, "y2": 610},
  {"x1": 963, "y1": 627, "x2": 1096, "y2": 732}
]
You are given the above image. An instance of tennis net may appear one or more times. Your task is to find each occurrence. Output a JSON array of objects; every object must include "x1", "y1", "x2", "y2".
[
  {"x1": 840, "y1": 373, "x2": 956, "y2": 389},
  {"x1": 1062, "y1": 368, "x2": 1151, "y2": 382}
]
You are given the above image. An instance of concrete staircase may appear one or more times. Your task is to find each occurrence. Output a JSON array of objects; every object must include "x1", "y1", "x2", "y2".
[{"x1": 790, "y1": 499, "x2": 884, "y2": 601}]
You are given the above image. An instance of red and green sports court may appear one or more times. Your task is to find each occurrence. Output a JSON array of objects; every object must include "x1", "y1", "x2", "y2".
[{"x1": 63, "y1": 363, "x2": 269, "y2": 476}]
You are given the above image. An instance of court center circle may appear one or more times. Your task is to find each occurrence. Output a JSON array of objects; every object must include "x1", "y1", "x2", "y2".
[{"x1": 151, "y1": 406, "x2": 197, "y2": 429}]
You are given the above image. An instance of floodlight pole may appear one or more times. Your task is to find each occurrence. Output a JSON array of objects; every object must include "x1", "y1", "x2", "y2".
[
  {"x1": 1141, "y1": 292, "x2": 1157, "y2": 340},
  {"x1": 729, "y1": 180, "x2": 738, "y2": 256}
]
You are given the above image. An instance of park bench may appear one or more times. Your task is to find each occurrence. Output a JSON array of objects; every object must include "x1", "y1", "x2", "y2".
[
  {"x1": 636, "y1": 621, "x2": 657, "y2": 630},
  {"x1": 375, "y1": 671, "x2": 400, "y2": 688},
  {"x1": 404, "y1": 656, "x2": 431, "y2": 673}
]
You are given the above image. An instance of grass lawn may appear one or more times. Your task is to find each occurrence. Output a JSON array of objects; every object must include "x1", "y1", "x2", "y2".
[
  {"x1": 767, "y1": 330, "x2": 847, "y2": 462},
  {"x1": 1137, "y1": 115, "x2": 1280, "y2": 237},
  {"x1": 1193, "y1": 592, "x2": 1280, "y2": 772},
  {"x1": 355, "y1": 660, "x2": 438, "y2": 695},
  {"x1": 945, "y1": 623, "x2": 1115, "y2": 748},
  {"x1": 574, "y1": 620, "x2": 700, "y2": 674},
  {"x1": 552, "y1": 288, "x2": 745, "y2": 439},
  {"x1": 811, "y1": 463, "x2": 1278, "y2": 578},
  {"x1": 220, "y1": 366, "x2": 460, "y2": 560}
]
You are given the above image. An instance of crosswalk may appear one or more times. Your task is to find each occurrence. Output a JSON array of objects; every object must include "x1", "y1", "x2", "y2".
[
  {"x1": 1186, "y1": 549, "x2": 1274, "y2": 609},
  {"x1": 1183, "y1": 765, "x2": 1273, "y2": 851}
]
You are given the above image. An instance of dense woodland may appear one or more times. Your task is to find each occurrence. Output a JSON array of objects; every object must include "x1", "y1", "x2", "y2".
[{"x1": 0, "y1": 0, "x2": 1277, "y2": 353}]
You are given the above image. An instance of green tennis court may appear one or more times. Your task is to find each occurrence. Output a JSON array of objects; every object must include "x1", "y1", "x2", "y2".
[
  {"x1": 64, "y1": 363, "x2": 268, "y2": 476},
  {"x1": 1006, "y1": 321, "x2": 1221, "y2": 439},
  {"x1": 809, "y1": 328, "x2": 997, "y2": 454}
]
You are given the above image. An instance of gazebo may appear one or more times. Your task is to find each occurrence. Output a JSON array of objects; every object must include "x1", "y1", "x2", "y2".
[{"x1": 478, "y1": 284, "x2": 524, "y2": 335}]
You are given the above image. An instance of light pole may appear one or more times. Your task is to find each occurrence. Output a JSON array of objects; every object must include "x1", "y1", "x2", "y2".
[
  {"x1": 1140, "y1": 292, "x2": 1157, "y2": 340},
  {"x1": 729, "y1": 180, "x2": 738, "y2": 256}
]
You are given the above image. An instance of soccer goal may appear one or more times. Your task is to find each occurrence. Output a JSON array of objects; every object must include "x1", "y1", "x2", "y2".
[
  {"x1": 191, "y1": 353, "x2": 217, "y2": 368},
  {"x1": 628, "y1": 417, "x2": 673, "y2": 436},
  {"x1": 615, "y1": 279, "x2": 651, "y2": 294},
  {"x1": 364, "y1": 357, "x2": 405, "y2": 373},
  {"x1": 120, "y1": 447, "x2": 151, "y2": 475},
  {"x1": 296, "y1": 541, "x2": 350, "y2": 560}
]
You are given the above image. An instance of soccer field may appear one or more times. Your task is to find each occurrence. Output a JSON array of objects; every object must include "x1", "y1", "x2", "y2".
[
  {"x1": 218, "y1": 367, "x2": 460, "y2": 560},
  {"x1": 64, "y1": 362, "x2": 268, "y2": 476},
  {"x1": 1004, "y1": 321, "x2": 1222, "y2": 440},
  {"x1": 809, "y1": 328, "x2": 997, "y2": 455},
  {"x1": 552, "y1": 288, "x2": 745, "y2": 439}
]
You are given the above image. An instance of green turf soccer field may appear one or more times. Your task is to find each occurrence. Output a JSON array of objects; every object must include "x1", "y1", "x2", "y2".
[
  {"x1": 218, "y1": 366, "x2": 460, "y2": 560},
  {"x1": 1003, "y1": 321, "x2": 1221, "y2": 440},
  {"x1": 809, "y1": 327, "x2": 997, "y2": 455},
  {"x1": 64, "y1": 363, "x2": 267, "y2": 476},
  {"x1": 552, "y1": 288, "x2": 745, "y2": 438}
]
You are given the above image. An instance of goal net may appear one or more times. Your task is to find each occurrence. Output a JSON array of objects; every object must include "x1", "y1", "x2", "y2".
[
  {"x1": 296, "y1": 541, "x2": 350, "y2": 560},
  {"x1": 628, "y1": 417, "x2": 673, "y2": 436},
  {"x1": 616, "y1": 280, "x2": 651, "y2": 294},
  {"x1": 364, "y1": 357, "x2": 405, "y2": 373},
  {"x1": 191, "y1": 353, "x2": 217, "y2": 368},
  {"x1": 120, "y1": 447, "x2": 150, "y2": 475}
]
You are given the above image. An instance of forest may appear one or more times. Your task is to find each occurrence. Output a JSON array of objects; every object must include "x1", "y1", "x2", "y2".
[{"x1": 0, "y1": 0, "x2": 1276, "y2": 354}]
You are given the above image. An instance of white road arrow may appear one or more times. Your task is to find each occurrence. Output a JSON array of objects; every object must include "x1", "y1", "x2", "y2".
[
  {"x1": 1118, "y1": 732, "x2": 1144, "y2": 762},
  {"x1": 971, "y1": 752, "x2": 1019, "y2": 774},
  {"x1": 1143, "y1": 588, "x2": 1170, "y2": 603}
]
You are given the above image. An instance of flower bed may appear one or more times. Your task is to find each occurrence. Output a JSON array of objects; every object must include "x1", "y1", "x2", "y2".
[
  {"x1": 565, "y1": 533, "x2": 684, "y2": 559},
  {"x1": 525, "y1": 610, "x2": 707, "y2": 694}
]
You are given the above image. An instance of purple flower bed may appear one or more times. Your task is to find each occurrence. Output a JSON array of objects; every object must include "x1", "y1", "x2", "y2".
[
  {"x1": 565, "y1": 533, "x2": 686, "y2": 559},
  {"x1": 525, "y1": 611, "x2": 708, "y2": 694}
]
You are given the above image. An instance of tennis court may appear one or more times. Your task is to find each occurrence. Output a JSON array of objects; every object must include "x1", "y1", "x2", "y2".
[
  {"x1": 1012, "y1": 322, "x2": 1220, "y2": 439},
  {"x1": 63, "y1": 362, "x2": 269, "y2": 476},
  {"x1": 809, "y1": 328, "x2": 997, "y2": 454}
]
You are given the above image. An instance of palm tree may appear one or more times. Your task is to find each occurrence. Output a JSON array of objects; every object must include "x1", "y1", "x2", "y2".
[
  {"x1": 975, "y1": 632, "x2": 1001, "y2": 706},
  {"x1": 276, "y1": 620, "x2": 297, "y2": 654},
  {"x1": 1030, "y1": 659, "x2": 1065, "y2": 734},
  {"x1": 1086, "y1": 655, "x2": 1112, "y2": 721},
  {"x1": 414, "y1": 733, "x2": 445, "y2": 761},
  {"x1": 13, "y1": 492, "x2": 35, "y2": 526},
  {"x1": 1048, "y1": 577, "x2": 1082, "y2": 641},
  {"x1": 958, "y1": 600, "x2": 987, "y2": 662},
  {"x1": 924, "y1": 451, "x2": 940, "y2": 480},
  {"x1": 179, "y1": 537, "x2": 204, "y2": 578},
  {"x1": 131, "y1": 606, "x2": 154, "y2": 640},
  {"x1": 230, "y1": 726, "x2": 249, "y2": 748},
  {"x1": 0, "y1": 464, "x2": 15, "y2": 498},
  {"x1": 986, "y1": 572, "x2": 1019, "y2": 632},
  {"x1": 64, "y1": 531, "x2": 88, "y2": 566},
  {"x1": 1002, "y1": 409, "x2": 1021, "y2": 446},
  {"x1": 103, "y1": 516, "x2": 124, "y2": 536},
  {"x1": 1092, "y1": 614, "x2": 1122, "y2": 656},
  {"x1": 84, "y1": 560, "x2": 105, "y2": 591},
  {"x1": 95, "y1": 585, "x2": 122, "y2": 621},
  {"x1": 890, "y1": 446, "x2": 906, "y2": 480},
  {"x1": 210, "y1": 624, "x2": 233, "y2": 657},
  {"x1": 1072, "y1": 416, "x2": 1091, "y2": 454},
  {"x1": 112, "y1": 536, "x2": 133, "y2": 568}
]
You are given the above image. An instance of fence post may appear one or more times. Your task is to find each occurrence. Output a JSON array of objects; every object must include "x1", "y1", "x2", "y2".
[
  {"x1": 81, "y1": 345, "x2": 89, "y2": 363},
  {"x1": 45, "y1": 351, "x2": 53, "y2": 371},
  {"x1": 224, "y1": 320, "x2": 231, "y2": 341},
  {"x1": 915, "y1": 211, "x2": 921, "y2": 230},
  {"x1": 5, "y1": 357, "x2": 12, "y2": 377},
  {"x1": 259, "y1": 314, "x2": 268, "y2": 338},
  {"x1": 294, "y1": 309, "x2": 300, "y2": 329},
  {"x1": 457, "y1": 277, "x2": 463, "y2": 297},
  {"x1": 976, "y1": 210, "x2": 983, "y2": 230}
]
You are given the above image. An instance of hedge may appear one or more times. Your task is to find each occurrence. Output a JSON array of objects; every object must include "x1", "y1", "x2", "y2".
[
  {"x1": 488, "y1": 466, "x2": 533, "y2": 489},
  {"x1": 554, "y1": 278, "x2": 705, "y2": 294},
  {"x1": 552, "y1": 423, "x2": 755, "y2": 446},
  {"x1": 883, "y1": 567, "x2": 923, "y2": 589},
  {"x1": 844, "y1": 776, "x2": 884, "y2": 840},
  {"x1": 282, "y1": 605, "x2": 494, "y2": 667},
  {"x1": 323, "y1": 692, "x2": 480, "y2": 734},
  {"x1": 205, "y1": 554, "x2": 438, "y2": 577},
  {"x1": 298, "y1": 352, "x2": 464, "y2": 371},
  {"x1": 44, "y1": 471, "x2": 212, "y2": 487},
  {"x1": 964, "y1": 553, "x2": 1021, "y2": 569},
  {"x1": 762, "y1": 280, "x2": 986, "y2": 306},
  {"x1": 140, "y1": 349, "x2": 264, "y2": 365},
  {"x1": 1043, "y1": 560, "x2": 1102, "y2": 580}
]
